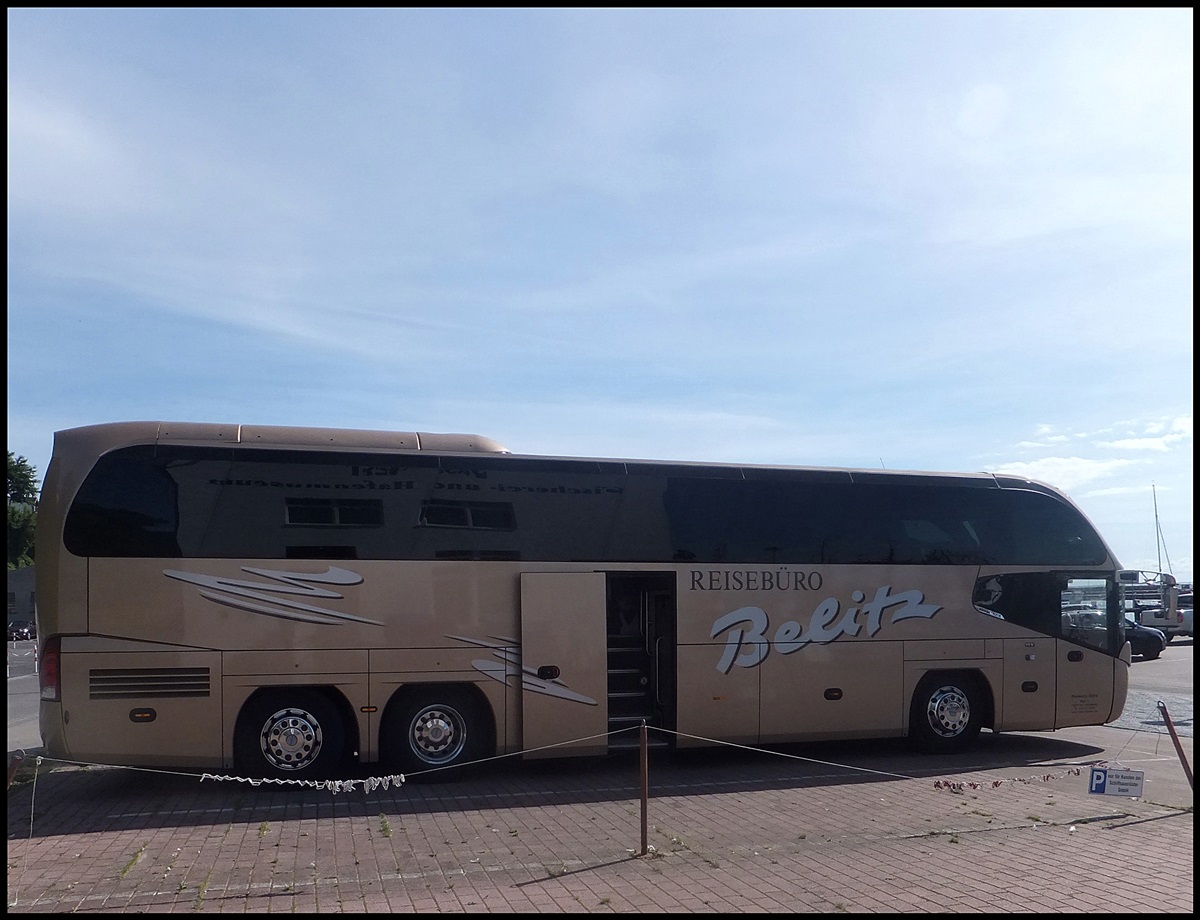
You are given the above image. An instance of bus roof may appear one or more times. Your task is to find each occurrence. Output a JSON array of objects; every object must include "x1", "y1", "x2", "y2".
[
  {"x1": 54, "y1": 421, "x2": 512, "y2": 455},
  {"x1": 49, "y1": 420, "x2": 1076, "y2": 499}
]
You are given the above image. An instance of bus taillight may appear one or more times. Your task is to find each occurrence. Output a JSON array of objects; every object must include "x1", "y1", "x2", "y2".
[{"x1": 39, "y1": 636, "x2": 61, "y2": 702}]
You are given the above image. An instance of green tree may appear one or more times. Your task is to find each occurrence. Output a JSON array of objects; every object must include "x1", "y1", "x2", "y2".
[
  {"x1": 8, "y1": 452, "x2": 39, "y2": 504},
  {"x1": 8, "y1": 452, "x2": 40, "y2": 568}
]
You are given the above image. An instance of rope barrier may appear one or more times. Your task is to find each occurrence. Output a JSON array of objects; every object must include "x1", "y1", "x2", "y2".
[
  {"x1": 8, "y1": 725, "x2": 649, "y2": 792},
  {"x1": 7, "y1": 724, "x2": 1164, "y2": 795},
  {"x1": 662, "y1": 727, "x2": 917, "y2": 779}
]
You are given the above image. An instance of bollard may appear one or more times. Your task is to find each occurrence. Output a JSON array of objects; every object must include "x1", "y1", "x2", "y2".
[
  {"x1": 640, "y1": 721, "x2": 649, "y2": 856},
  {"x1": 1157, "y1": 700, "x2": 1193, "y2": 789},
  {"x1": 7, "y1": 751, "x2": 25, "y2": 790}
]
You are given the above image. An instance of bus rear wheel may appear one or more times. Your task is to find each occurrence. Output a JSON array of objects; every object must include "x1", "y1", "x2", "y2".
[
  {"x1": 234, "y1": 689, "x2": 345, "y2": 780},
  {"x1": 381, "y1": 687, "x2": 487, "y2": 782},
  {"x1": 909, "y1": 673, "x2": 983, "y2": 754}
]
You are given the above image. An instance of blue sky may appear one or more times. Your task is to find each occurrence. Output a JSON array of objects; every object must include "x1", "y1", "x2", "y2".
[{"x1": 7, "y1": 9, "x2": 1193, "y2": 583}]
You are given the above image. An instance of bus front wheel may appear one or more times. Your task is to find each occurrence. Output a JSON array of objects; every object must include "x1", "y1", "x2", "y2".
[
  {"x1": 234, "y1": 689, "x2": 346, "y2": 780},
  {"x1": 381, "y1": 687, "x2": 487, "y2": 782},
  {"x1": 909, "y1": 673, "x2": 983, "y2": 754}
]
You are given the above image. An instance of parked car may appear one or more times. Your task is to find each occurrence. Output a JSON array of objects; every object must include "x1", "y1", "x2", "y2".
[
  {"x1": 6, "y1": 620, "x2": 36, "y2": 641},
  {"x1": 1177, "y1": 592, "x2": 1193, "y2": 639},
  {"x1": 1124, "y1": 616, "x2": 1166, "y2": 660},
  {"x1": 1133, "y1": 602, "x2": 1184, "y2": 643}
]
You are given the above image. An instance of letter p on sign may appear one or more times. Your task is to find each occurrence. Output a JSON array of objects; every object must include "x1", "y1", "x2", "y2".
[{"x1": 1089, "y1": 767, "x2": 1108, "y2": 794}]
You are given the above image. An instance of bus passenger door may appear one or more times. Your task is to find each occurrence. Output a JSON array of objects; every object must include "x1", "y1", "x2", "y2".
[
  {"x1": 606, "y1": 573, "x2": 677, "y2": 752},
  {"x1": 1055, "y1": 641, "x2": 1116, "y2": 728},
  {"x1": 1056, "y1": 577, "x2": 1119, "y2": 728},
  {"x1": 519, "y1": 573, "x2": 609, "y2": 758}
]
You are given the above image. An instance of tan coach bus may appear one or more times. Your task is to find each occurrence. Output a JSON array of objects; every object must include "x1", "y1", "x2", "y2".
[{"x1": 36, "y1": 421, "x2": 1132, "y2": 781}]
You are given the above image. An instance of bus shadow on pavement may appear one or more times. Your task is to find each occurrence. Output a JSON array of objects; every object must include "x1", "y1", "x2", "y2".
[{"x1": 6, "y1": 731, "x2": 1105, "y2": 840}]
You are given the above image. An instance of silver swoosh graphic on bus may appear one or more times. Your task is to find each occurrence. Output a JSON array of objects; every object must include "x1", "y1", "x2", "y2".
[
  {"x1": 163, "y1": 566, "x2": 384, "y2": 626},
  {"x1": 449, "y1": 635, "x2": 598, "y2": 706}
]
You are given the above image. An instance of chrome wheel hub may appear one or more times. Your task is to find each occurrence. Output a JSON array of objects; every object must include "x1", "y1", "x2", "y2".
[
  {"x1": 410, "y1": 706, "x2": 466, "y2": 765},
  {"x1": 260, "y1": 707, "x2": 322, "y2": 771},
  {"x1": 926, "y1": 686, "x2": 970, "y2": 738}
]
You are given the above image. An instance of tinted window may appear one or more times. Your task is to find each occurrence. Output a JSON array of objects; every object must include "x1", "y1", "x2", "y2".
[
  {"x1": 63, "y1": 446, "x2": 183, "y2": 557},
  {"x1": 974, "y1": 573, "x2": 1120, "y2": 654},
  {"x1": 63, "y1": 446, "x2": 1109, "y2": 567}
]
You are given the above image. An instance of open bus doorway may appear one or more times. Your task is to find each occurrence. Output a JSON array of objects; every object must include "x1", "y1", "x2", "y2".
[{"x1": 605, "y1": 572, "x2": 677, "y2": 751}]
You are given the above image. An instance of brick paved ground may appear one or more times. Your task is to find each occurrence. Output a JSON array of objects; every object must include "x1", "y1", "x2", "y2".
[{"x1": 7, "y1": 725, "x2": 1193, "y2": 913}]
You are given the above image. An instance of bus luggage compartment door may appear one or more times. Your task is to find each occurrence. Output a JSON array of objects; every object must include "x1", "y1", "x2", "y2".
[{"x1": 519, "y1": 573, "x2": 608, "y2": 758}]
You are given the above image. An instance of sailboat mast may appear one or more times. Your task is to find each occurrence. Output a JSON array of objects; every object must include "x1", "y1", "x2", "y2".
[{"x1": 1153, "y1": 483, "x2": 1162, "y2": 573}]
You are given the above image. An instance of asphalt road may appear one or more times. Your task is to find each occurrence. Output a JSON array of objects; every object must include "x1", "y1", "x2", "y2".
[
  {"x1": 1106, "y1": 636, "x2": 1194, "y2": 737},
  {"x1": 6, "y1": 640, "x2": 40, "y2": 754}
]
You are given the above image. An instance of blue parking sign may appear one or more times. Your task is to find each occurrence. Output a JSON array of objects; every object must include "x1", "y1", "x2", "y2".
[{"x1": 1088, "y1": 766, "x2": 1145, "y2": 797}]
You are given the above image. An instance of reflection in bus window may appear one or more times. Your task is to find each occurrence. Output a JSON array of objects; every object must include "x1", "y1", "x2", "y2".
[
  {"x1": 286, "y1": 498, "x2": 383, "y2": 527},
  {"x1": 419, "y1": 500, "x2": 516, "y2": 530},
  {"x1": 973, "y1": 572, "x2": 1119, "y2": 655}
]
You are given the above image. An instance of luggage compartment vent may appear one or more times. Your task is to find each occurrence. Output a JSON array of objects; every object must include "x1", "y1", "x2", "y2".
[{"x1": 89, "y1": 667, "x2": 211, "y2": 699}]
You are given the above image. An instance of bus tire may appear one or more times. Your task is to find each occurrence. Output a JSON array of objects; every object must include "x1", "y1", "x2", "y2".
[
  {"x1": 909, "y1": 673, "x2": 983, "y2": 754},
  {"x1": 381, "y1": 687, "x2": 488, "y2": 782},
  {"x1": 234, "y1": 689, "x2": 345, "y2": 781}
]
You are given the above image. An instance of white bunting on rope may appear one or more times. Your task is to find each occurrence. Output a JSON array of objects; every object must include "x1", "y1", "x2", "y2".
[{"x1": 199, "y1": 773, "x2": 406, "y2": 792}]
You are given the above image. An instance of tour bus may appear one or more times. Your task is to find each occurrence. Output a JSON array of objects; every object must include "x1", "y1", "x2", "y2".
[{"x1": 36, "y1": 421, "x2": 1132, "y2": 781}]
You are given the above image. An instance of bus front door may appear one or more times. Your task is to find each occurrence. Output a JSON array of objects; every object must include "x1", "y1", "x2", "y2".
[
  {"x1": 606, "y1": 573, "x2": 677, "y2": 752},
  {"x1": 519, "y1": 572, "x2": 609, "y2": 758}
]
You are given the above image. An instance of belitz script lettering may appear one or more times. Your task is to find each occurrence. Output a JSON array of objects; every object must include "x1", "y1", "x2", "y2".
[{"x1": 710, "y1": 585, "x2": 942, "y2": 673}]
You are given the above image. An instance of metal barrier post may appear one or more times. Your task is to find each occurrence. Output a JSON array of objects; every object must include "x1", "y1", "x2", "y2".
[
  {"x1": 1157, "y1": 700, "x2": 1193, "y2": 789},
  {"x1": 7, "y1": 751, "x2": 25, "y2": 790},
  {"x1": 639, "y1": 721, "x2": 649, "y2": 856}
]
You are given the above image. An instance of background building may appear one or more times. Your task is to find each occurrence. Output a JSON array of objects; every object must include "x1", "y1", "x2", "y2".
[{"x1": 7, "y1": 565, "x2": 36, "y2": 626}]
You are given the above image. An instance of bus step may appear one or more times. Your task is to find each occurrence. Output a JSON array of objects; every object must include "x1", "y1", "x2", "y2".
[
  {"x1": 607, "y1": 652, "x2": 647, "y2": 664},
  {"x1": 608, "y1": 714, "x2": 654, "y2": 725},
  {"x1": 608, "y1": 735, "x2": 671, "y2": 751},
  {"x1": 607, "y1": 634, "x2": 643, "y2": 646},
  {"x1": 608, "y1": 691, "x2": 647, "y2": 700}
]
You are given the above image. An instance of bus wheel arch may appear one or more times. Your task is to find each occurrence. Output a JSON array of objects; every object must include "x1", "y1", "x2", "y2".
[
  {"x1": 380, "y1": 683, "x2": 494, "y2": 782},
  {"x1": 908, "y1": 670, "x2": 990, "y2": 754},
  {"x1": 233, "y1": 687, "x2": 351, "y2": 780}
]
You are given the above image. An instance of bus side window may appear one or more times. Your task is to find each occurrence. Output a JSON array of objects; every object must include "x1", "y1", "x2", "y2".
[{"x1": 972, "y1": 572, "x2": 1060, "y2": 636}]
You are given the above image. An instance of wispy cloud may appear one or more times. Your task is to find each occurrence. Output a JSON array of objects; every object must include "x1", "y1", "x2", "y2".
[
  {"x1": 7, "y1": 8, "x2": 1194, "y2": 581},
  {"x1": 987, "y1": 457, "x2": 1139, "y2": 494}
]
